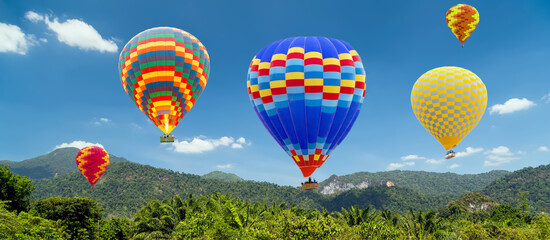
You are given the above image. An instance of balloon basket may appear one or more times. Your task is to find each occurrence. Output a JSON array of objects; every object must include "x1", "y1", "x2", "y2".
[
  {"x1": 301, "y1": 182, "x2": 319, "y2": 190},
  {"x1": 445, "y1": 151, "x2": 456, "y2": 159},
  {"x1": 160, "y1": 135, "x2": 175, "y2": 143}
]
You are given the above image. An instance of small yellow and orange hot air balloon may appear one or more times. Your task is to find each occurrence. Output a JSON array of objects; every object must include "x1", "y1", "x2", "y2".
[
  {"x1": 446, "y1": 4, "x2": 479, "y2": 48},
  {"x1": 76, "y1": 146, "x2": 110, "y2": 189}
]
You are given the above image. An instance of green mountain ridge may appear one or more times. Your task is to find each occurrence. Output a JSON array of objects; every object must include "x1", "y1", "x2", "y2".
[
  {"x1": 202, "y1": 170, "x2": 243, "y2": 182},
  {"x1": 0, "y1": 147, "x2": 128, "y2": 179},
  {"x1": 483, "y1": 164, "x2": 550, "y2": 213},
  {"x1": 8, "y1": 148, "x2": 548, "y2": 219},
  {"x1": 31, "y1": 161, "x2": 456, "y2": 218},
  {"x1": 320, "y1": 169, "x2": 511, "y2": 196}
]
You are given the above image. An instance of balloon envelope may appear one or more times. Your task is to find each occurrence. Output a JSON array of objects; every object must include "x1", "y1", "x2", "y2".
[
  {"x1": 76, "y1": 146, "x2": 110, "y2": 186},
  {"x1": 118, "y1": 27, "x2": 210, "y2": 134},
  {"x1": 411, "y1": 66, "x2": 487, "y2": 150},
  {"x1": 247, "y1": 37, "x2": 366, "y2": 177},
  {"x1": 446, "y1": 4, "x2": 479, "y2": 46}
]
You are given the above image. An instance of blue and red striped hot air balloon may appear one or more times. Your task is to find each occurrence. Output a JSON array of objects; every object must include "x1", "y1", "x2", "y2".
[{"x1": 246, "y1": 37, "x2": 366, "y2": 178}]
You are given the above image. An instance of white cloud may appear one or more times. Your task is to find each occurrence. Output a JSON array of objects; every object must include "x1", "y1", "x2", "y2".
[
  {"x1": 489, "y1": 98, "x2": 535, "y2": 115},
  {"x1": 130, "y1": 123, "x2": 143, "y2": 130},
  {"x1": 400, "y1": 154, "x2": 425, "y2": 161},
  {"x1": 55, "y1": 140, "x2": 104, "y2": 149},
  {"x1": 0, "y1": 22, "x2": 37, "y2": 55},
  {"x1": 387, "y1": 161, "x2": 414, "y2": 170},
  {"x1": 455, "y1": 147, "x2": 484, "y2": 158},
  {"x1": 216, "y1": 164, "x2": 233, "y2": 169},
  {"x1": 486, "y1": 146, "x2": 513, "y2": 156},
  {"x1": 542, "y1": 93, "x2": 550, "y2": 103},
  {"x1": 231, "y1": 143, "x2": 243, "y2": 149},
  {"x1": 93, "y1": 117, "x2": 112, "y2": 126},
  {"x1": 171, "y1": 136, "x2": 248, "y2": 154},
  {"x1": 426, "y1": 158, "x2": 445, "y2": 164},
  {"x1": 538, "y1": 146, "x2": 549, "y2": 152},
  {"x1": 42, "y1": 15, "x2": 117, "y2": 53},
  {"x1": 448, "y1": 163, "x2": 460, "y2": 169},
  {"x1": 483, "y1": 146, "x2": 519, "y2": 166},
  {"x1": 25, "y1": 11, "x2": 44, "y2": 22}
]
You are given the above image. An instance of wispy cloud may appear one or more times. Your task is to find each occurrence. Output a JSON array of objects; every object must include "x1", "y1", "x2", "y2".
[
  {"x1": 483, "y1": 146, "x2": 519, "y2": 166},
  {"x1": 130, "y1": 123, "x2": 143, "y2": 130},
  {"x1": 216, "y1": 164, "x2": 233, "y2": 169},
  {"x1": 55, "y1": 140, "x2": 103, "y2": 149},
  {"x1": 400, "y1": 155, "x2": 425, "y2": 161},
  {"x1": 0, "y1": 22, "x2": 38, "y2": 55},
  {"x1": 425, "y1": 159, "x2": 445, "y2": 164},
  {"x1": 93, "y1": 117, "x2": 111, "y2": 126},
  {"x1": 170, "y1": 136, "x2": 249, "y2": 154},
  {"x1": 538, "y1": 146, "x2": 549, "y2": 152},
  {"x1": 542, "y1": 93, "x2": 550, "y2": 103},
  {"x1": 25, "y1": 11, "x2": 44, "y2": 22},
  {"x1": 455, "y1": 147, "x2": 484, "y2": 158},
  {"x1": 26, "y1": 11, "x2": 117, "y2": 53},
  {"x1": 489, "y1": 98, "x2": 535, "y2": 115},
  {"x1": 448, "y1": 163, "x2": 460, "y2": 169},
  {"x1": 387, "y1": 161, "x2": 414, "y2": 170}
]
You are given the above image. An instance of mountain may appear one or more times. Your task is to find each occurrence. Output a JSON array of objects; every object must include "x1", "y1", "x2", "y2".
[
  {"x1": 31, "y1": 161, "x2": 446, "y2": 218},
  {"x1": 202, "y1": 171, "x2": 243, "y2": 182},
  {"x1": 0, "y1": 147, "x2": 128, "y2": 179},
  {"x1": 319, "y1": 170, "x2": 510, "y2": 196},
  {"x1": 483, "y1": 164, "x2": 550, "y2": 213}
]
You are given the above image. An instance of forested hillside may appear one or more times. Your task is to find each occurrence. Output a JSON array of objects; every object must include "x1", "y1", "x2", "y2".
[
  {"x1": 32, "y1": 162, "x2": 453, "y2": 218},
  {"x1": 202, "y1": 171, "x2": 243, "y2": 182},
  {"x1": 0, "y1": 148, "x2": 128, "y2": 179},
  {"x1": 320, "y1": 170, "x2": 510, "y2": 196},
  {"x1": 483, "y1": 164, "x2": 550, "y2": 213}
]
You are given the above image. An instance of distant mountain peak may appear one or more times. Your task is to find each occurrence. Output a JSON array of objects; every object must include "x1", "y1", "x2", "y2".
[
  {"x1": 202, "y1": 171, "x2": 243, "y2": 182},
  {"x1": 1, "y1": 147, "x2": 128, "y2": 179}
]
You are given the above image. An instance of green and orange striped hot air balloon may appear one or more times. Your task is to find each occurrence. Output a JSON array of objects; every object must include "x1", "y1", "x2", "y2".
[
  {"x1": 446, "y1": 4, "x2": 479, "y2": 48},
  {"x1": 76, "y1": 146, "x2": 109, "y2": 189}
]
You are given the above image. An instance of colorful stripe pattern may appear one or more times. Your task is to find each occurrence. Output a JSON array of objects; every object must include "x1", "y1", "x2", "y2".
[
  {"x1": 118, "y1": 27, "x2": 210, "y2": 134},
  {"x1": 247, "y1": 37, "x2": 366, "y2": 177},
  {"x1": 76, "y1": 146, "x2": 110, "y2": 186},
  {"x1": 446, "y1": 4, "x2": 479, "y2": 45},
  {"x1": 411, "y1": 67, "x2": 487, "y2": 150}
]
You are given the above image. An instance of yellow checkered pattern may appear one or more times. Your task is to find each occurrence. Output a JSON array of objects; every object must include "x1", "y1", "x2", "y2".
[{"x1": 411, "y1": 66, "x2": 487, "y2": 150}]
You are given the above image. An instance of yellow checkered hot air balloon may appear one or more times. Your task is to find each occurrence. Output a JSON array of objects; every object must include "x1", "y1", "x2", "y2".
[
  {"x1": 446, "y1": 4, "x2": 479, "y2": 48},
  {"x1": 411, "y1": 67, "x2": 487, "y2": 159}
]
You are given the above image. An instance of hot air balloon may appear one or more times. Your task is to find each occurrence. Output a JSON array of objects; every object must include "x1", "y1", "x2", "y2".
[
  {"x1": 411, "y1": 66, "x2": 487, "y2": 159},
  {"x1": 246, "y1": 37, "x2": 366, "y2": 188},
  {"x1": 446, "y1": 4, "x2": 479, "y2": 48},
  {"x1": 118, "y1": 27, "x2": 210, "y2": 143},
  {"x1": 76, "y1": 146, "x2": 109, "y2": 189}
]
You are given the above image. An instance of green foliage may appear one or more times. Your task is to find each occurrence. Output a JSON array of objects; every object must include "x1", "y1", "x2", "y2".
[
  {"x1": 489, "y1": 204, "x2": 530, "y2": 227},
  {"x1": 0, "y1": 165, "x2": 35, "y2": 212},
  {"x1": 0, "y1": 201, "x2": 66, "y2": 239},
  {"x1": 31, "y1": 196, "x2": 103, "y2": 240},
  {"x1": 99, "y1": 218, "x2": 132, "y2": 240},
  {"x1": 34, "y1": 162, "x2": 455, "y2": 218},
  {"x1": 483, "y1": 164, "x2": 550, "y2": 213},
  {"x1": 202, "y1": 171, "x2": 243, "y2": 182},
  {"x1": 0, "y1": 147, "x2": 128, "y2": 179},
  {"x1": 321, "y1": 169, "x2": 510, "y2": 196},
  {"x1": 439, "y1": 192, "x2": 498, "y2": 221}
]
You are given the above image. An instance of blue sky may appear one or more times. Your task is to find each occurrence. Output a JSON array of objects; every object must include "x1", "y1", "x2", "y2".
[{"x1": 1, "y1": 0, "x2": 550, "y2": 186}]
